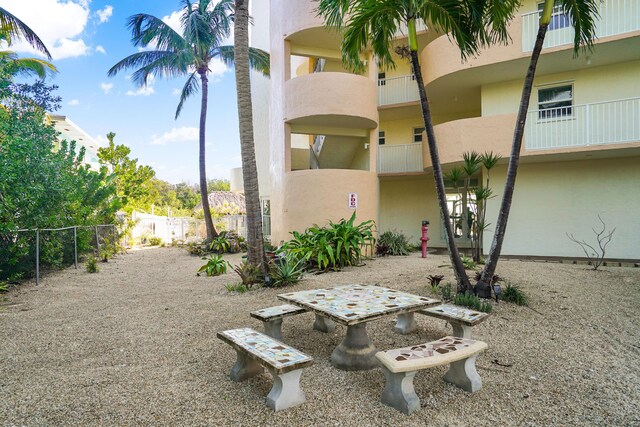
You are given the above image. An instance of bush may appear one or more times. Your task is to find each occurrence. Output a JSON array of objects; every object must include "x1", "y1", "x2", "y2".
[
  {"x1": 225, "y1": 283, "x2": 249, "y2": 293},
  {"x1": 198, "y1": 254, "x2": 228, "y2": 277},
  {"x1": 461, "y1": 255, "x2": 477, "y2": 270},
  {"x1": 148, "y1": 237, "x2": 163, "y2": 246},
  {"x1": 267, "y1": 255, "x2": 305, "y2": 288},
  {"x1": 209, "y1": 236, "x2": 230, "y2": 254},
  {"x1": 232, "y1": 261, "x2": 262, "y2": 288},
  {"x1": 500, "y1": 283, "x2": 528, "y2": 306},
  {"x1": 454, "y1": 292, "x2": 493, "y2": 313},
  {"x1": 85, "y1": 256, "x2": 99, "y2": 273},
  {"x1": 441, "y1": 283, "x2": 453, "y2": 301},
  {"x1": 378, "y1": 231, "x2": 412, "y2": 256}
]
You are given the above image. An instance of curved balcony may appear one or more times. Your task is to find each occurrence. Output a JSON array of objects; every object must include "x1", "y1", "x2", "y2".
[
  {"x1": 277, "y1": 0, "x2": 324, "y2": 39},
  {"x1": 284, "y1": 72, "x2": 378, "y2": 134}
]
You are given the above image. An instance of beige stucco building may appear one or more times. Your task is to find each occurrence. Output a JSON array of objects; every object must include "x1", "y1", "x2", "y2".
[{"x1": 247, "y1": 0, "x2": 640, "y2": 261}]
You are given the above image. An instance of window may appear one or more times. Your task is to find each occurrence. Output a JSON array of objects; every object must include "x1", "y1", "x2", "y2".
[
  {"x1": 378, "y1": 72, "x2": 386, "y2": 86},
  {"x1": 538, "y1": 84, "x2": 573, "y2": 119},
  {"x1": 413, "y1": 127, "x2": 425, "y2": 143},
  {"x1": 378, "y1": 131, "x2": 386, "y2": 145},
  {"x1": 538, "y1": 2, "x2": 570, "y2": 30}
]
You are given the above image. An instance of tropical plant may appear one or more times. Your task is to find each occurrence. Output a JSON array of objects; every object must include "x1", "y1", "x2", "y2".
[
  {"x1": 461, "y1": 255, "x2": 477, "y2": 270},
  {"x1": 148, "y1": 237, "x2": 163, "y2": 246},
  {"x1": 440, "y1": 282, "x2": 453, "y2": 302},
  {"x1": 0, "y1": 6, "x2": 51, "y2": 58},
  {"x1": 267, "y1": 255, "x2": 306, "y2": 288},
  {"x1": 378, "y1": 231, "x2": 411, "y2": 256},
  {"x1": 233, "y1": 0, "x2": 269, "y2": 271},
  {"x1": 85, "y1": 256, "x2": 99, "y2": 273},
  {"x1": 427, "y1": 274, "x2": 445, "y2": 287},
  {"x1": 225, "y1": 283, "x2": 249, "y2": 293},
  {"x1": 454, "y1": 292, "x2": 493, "y2": 313},
  {"x1": 209, "y1": 235, "x2": 231, "y2": 254},
  {"x1": 198, "y1": 254, "x2": 229, "y2": 277},
  {"x1": 500, "y1": 283, "x2": 528, "y2": 306},
  {"x1": 317, "y1": 0, "x2": 520, "y2": 292},
  {"x1": 232, "y1": 261, "x2": 261, "y2": 287},
  {"x1": 480, "y1": 0, "x2": 600, "y2": 288},
  {"x1": 108, "y1": 0, "x2": 269, "y2": 241}
]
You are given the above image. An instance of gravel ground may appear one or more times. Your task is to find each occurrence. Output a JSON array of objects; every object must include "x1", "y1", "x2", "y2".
[{"x1": 1, "y1": 247, "x2": 639, "y2": 426}]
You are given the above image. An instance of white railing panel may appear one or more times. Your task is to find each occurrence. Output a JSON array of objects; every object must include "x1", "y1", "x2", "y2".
[
  {"x1": 522, "y1": 0, "x2": 640, "y2": 52},
  {"x1": 378, "y1": 143, "x2": 424, "y2": 174},
  {"x1": 378, "y1": 75, "x2": 420, "y2": 106},
  {"x1": 524, "y1": 97, "x2": 640, "y2": 150},
  {"x1": 394, "y1": 19, "x2": 427, "y2": 38}
]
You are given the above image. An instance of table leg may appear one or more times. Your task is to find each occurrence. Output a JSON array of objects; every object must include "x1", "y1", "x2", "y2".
[
  {"x1": 394, "y1": 312, "x2": 417, "y2": 334},
  {"x1": 313, "y1": 314, "x2": 336, "y2": 333},
  {"x1": 331, "y1": 323, "x2": 378, "y2": 371},
  {"x1": 450, "y1": 320, "x2": 472, "y2": 339}
]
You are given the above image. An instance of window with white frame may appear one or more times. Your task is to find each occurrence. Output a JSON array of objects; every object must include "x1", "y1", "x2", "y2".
[
  {"x1": 378, "y1": 131, "x2": 386, "y2": 145},
  {"x1": 413, "y1": 127, "x2": 425, "y2": 143},
  {"x1": 538, "y1": 84, "x2": 573, "y2": 119},
  {"x1": 537, "y1": 1, "x2": 570, "y2": 30},
  {"x1": 378, "y1": 72, "x2": 386, "y2": 86}
]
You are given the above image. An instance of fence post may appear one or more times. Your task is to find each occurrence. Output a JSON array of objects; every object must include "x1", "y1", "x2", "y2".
[
  {"x1": 195, "y1": 220, "x2": 199, "y2": 239},
  {"x1": 95, "y1": 226, "x2": 100, "y2": 254},
  {"x1": 35, "y1": 229, "x2": 40, "y2": 287},
  {"x1": 74, "y1": 227, "x2": 78, "y2": 269}
]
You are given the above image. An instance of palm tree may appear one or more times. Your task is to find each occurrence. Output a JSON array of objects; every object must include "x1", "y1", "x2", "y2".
[
  {"x1": 232, "y1": 0, "x2": 269, "y2": 269},
  {"x1": 317, "y1": 0, "x2": 520, "y2": 291},
  {"x1": 108, "y1": 0, "x2": 269, "y2": 240},
  {"x1": 0, "y1": 6, "x2": 52, "y2": 59},
  {"x1": 478, "y1": 0, "x2": 599, "y2": 291}
]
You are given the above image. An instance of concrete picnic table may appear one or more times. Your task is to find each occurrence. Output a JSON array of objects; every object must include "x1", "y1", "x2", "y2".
[{"x1": 278, "y1": 284, "x2": 440, "y2": 371}]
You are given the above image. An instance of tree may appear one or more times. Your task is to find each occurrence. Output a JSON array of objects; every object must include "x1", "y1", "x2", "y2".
[
  {"x1": 233, "y1": 0, "x2": 268, "y2": 270},
  {"x1": 108, "y1": 0, "x2": 269, "y2": 241},
  {"x1": 317, "y1": 0, "x2": 519, "y2": 291},
  {"x1": 478, "y1": 0, "x2": 599, "y2": 292}
]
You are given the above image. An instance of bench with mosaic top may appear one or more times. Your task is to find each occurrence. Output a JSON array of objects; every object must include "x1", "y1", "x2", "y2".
[
  {"x1": 250, "y1": 304, "x2": 307, "y2": 340},
  {"x1": 418, "y1": 303, "x2": 491, "y2": 338},
  {"x1": 217, "y1": 328, "x2": 314, "y2": 411},
  {"x1": 376, "y1": 336, "x2": 488, "y2": 415}
]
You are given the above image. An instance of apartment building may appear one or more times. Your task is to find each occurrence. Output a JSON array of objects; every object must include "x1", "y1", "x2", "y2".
[
  {"x1": 249, "y1": 0, "x2": 639, "y2": 260},
  {"x1": 49, "y1": 115, "x2": 102, "y2": 171}
]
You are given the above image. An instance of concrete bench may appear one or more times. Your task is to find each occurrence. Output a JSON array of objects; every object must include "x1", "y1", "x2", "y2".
[
  {"x1": 250, "y1": 304, "x2": 307, "y2": 340},
  {"x1": 418, "y1": 304, "x2": 491, "y2": 339},
  {"x1": 376, "y1": 336, "x2": 487, "y2": 415},
  {"x1": 218, "y1": 328, "x2": 314, "y2": 411}
]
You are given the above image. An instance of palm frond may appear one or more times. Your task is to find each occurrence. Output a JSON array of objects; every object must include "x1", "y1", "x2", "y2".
[
  {"x1": 3, "y1": 56, "x2": 57, "y2": 78},
  {"x1": 128, "y1": 52, "x2": 192, "y2": 87},
  {"x1": 316, "y1": 0, "x2": 352, "y2": 30},
  {"x1": 215, "y1": 45, "x2": 270, "y2": 77},
  {"x1": 127, "y1": 13, "x2": 187, "y2": 51},
  {"x1": 562, "y1": 0, "x2": 600, "y2": 54},
  {"x1": 175, "y1": 71, "x2": 200, "y2": 119},
  {"x1": 108, "y1": 50, "x2": 189, "y2": 85},
  {"x1": 0, "y1": 7, "x2": 52, "y2": 58}
]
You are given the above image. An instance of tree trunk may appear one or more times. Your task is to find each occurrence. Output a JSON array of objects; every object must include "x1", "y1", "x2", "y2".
[
  {"x1": 234, "y1": 0, "x2": 265, "y2": 270},
  {"x1": 410, "y1": 50, "x2": 470, "y2": 292},
  {"x1": 480, "y1": 24, "x2": 548, "y2": 284},
  {"x1": 198, "y1": 70, "x2": 217, "y2": 240}
]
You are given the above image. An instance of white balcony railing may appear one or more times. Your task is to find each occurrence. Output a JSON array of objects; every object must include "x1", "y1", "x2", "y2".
[
  {"x1": 378, "y1": 75, "x2": 420, "y2": 106},
  {"x1": 522, "y1": 0, "x2": 640, "y2": 52},
  {"x1": 378, "y1": 143, "x2": 424, "y2": 174},
  {"x1": 394, "y1": 19, "x2": 428, "y2": 38},
  {"x1": 524, "y1": 97, "x2": 640, "y2": 150}
]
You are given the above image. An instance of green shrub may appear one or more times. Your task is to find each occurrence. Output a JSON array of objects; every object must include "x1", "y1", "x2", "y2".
[
  {"x1": 232, "y1": 261, "x2": 262, "y2": 287},
  {"x1": 198, "y1": 254, "x2": 228, "y2": 277},
  {"x1": 0, "y1": 281, "x2": 8, "y2": 292},
  {"x1": 225, "y1": 283, "x2": 249, "y2": 293},
  {"x1": 148, "y1": 237, "x2": 163, "y2": 246},
  {"x1": 209, "y1": 236, "x2": 231, "y2": 254},
  {"x1": 267, "y1": 255, "x2": 305, "y2": 288},
  {"x1": 454, "y1": 292, "x2": 493, "y2": 313},
  {"x1": 441, "y1": 283, "x2": 453, "y2": 301},
  {"x1": 501, "y1": 283, "x2": 528, "y2": 306},
  {"x1": 461, "y1": 255, "x2": 477, "y2": 270},
  {"x1": 378, "y1": 231, "x2": 412, "y2": 256},
  {"x1": 85, "y1": 256, "x2": 99, "y2": 273}
]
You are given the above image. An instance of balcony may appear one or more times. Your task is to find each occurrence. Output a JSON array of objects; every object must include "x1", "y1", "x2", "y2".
[
  {"x1": 522, "y1": 0, "x2": 640, "y2": 52},
  {"x1": 525, "y1": 97, "x2": 640, "y2": 150},
  {"x1": 378, "y1": 143, "x2": 424, "y2": 174},
  {"x1": 378, "y1": 75, "x2": 420, "y2": 107}
]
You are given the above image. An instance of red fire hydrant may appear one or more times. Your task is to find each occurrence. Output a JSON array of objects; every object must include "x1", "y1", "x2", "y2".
[{"x1": 421, "y1": 220, "x2": 430, "y2": 258}]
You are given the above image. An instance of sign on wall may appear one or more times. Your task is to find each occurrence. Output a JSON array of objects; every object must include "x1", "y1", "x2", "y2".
[{"x1": 348, "y1": 193, "x2": 358, "y2": 209}]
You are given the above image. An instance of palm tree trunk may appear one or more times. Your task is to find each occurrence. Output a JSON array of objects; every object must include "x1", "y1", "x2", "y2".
[
  {"x1": 480, "y1": 24, "x2": 548, "y2": 284},
  {"x1": 198, "y1": 70, "x2": 217, "y2": 240},
  {"x1": 410, "y1": 50, "x2": 471, "y2": 292},
  {"x1": 234, "y1": 0, "x2": 265, "y2": 270}
]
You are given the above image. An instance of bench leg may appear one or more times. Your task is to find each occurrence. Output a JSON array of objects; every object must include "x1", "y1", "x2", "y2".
[
  {"x1": 380, "y1": 366, "x2": 420, "y2": 415},
  {"x1": 450, "y1": 320, "x2": 472, "y2": 339},
  {"x1": 394, "y1": 312, "x2": 417, "y2": 334},
  {"x1": 266, "y1": 368, "x2": 306, "y2": 411},
  {"x1": 230, "y1": 351, "x2": 263, "y2": 382},
  {"x1": 313, "y1": 314, "x2": 336, "y2": 333},
  {"x1": 443, "y1": 355, "x2": 482, "y2": 393},
  {"x1": 264, "y1": 319, "x2": 283, "y2": 340}
]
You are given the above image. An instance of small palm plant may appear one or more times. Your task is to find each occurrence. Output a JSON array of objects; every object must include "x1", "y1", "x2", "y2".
[{"x1": 198, "y1": 254, "x2": 229, "y2": 277}]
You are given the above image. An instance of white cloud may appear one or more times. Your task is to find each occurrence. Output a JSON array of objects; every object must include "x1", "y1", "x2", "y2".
[
  {"x1": 150, "y1": 126, "x2": 199, "y2": 145},
  {"x1": 100, "y1": 82, "x2": 113, "y2": 94},
  {"x1": 96, "y1": 5, "x2": 113, "y2": 23},
  {"x1": 95, "y1": 134, "x2": 109, "y2": 146},
  {"x1": 172, "y1": 88, "x2": 181, "y2": 96},
  {"x1": 95, "y1": 45, "x2": 106, "y2": 54},
  {"x1": 126, "y1": 74, "x2": 156, "y2": 96},
  {"x1": 68, "y1": 99, "x2": 80, "y2": 106},
  {"x1": 0, "y1": 0, "x2": 91, "y2": 60}
]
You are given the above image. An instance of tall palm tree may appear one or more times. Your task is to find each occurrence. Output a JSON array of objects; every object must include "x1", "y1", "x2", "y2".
[
  {"x1": 317, "y1": 0, "x2": 519, "y2": 291},
  {"x1": 479, "y1": 0, "x2": 599, "y2": 291},
  {"x1": 108, "y1": 0, "x2": 269, "y2": 240},
  {"x1": 233, "y1": 0, "x2": 269, "y2": 269}
]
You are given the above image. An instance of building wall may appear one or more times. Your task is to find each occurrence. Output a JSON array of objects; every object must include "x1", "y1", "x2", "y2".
[
  {"x1": 378, "y1": 117, "x2": 424, "y2": 145},
  {"x1": 483, "y1": 157, "x2": 640, "y2": 259}
]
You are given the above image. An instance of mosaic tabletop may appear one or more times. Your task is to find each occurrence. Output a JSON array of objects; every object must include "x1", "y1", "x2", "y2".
[
  {"x1": 250, "y1": 304, "x2": 307, "y2": 321},
  {"x1": 217, "y1": 328, "x2": 314, "y2": 374},
  {"x1": 278, "y1": 284, "x2": 440, "y2": 326},
  {"x1": 421, "y1": 303, "x2": 491, "y2": 326},
  {"x1": 376, "y1": 336, "x2": 487, "y2": 372}
]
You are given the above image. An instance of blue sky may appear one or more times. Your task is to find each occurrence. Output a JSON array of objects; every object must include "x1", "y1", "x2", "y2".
[{"x1": 1, "y1": 0, "x2": 246, "y2": 184}]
